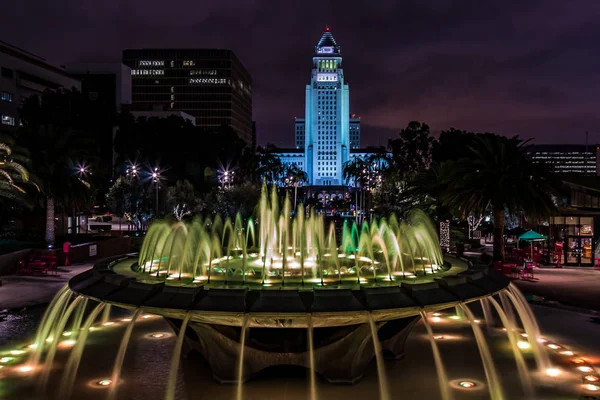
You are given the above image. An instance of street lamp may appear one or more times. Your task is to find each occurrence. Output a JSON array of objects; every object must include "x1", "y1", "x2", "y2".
[
  {"x1": 151, "y1": 167, "x2": 160, "y2": 217},
  {"x1": 125, "y1": 163, "x2": 139, "y2": 179},
  {"x1": 219, "y1": 169, "x2": 234, "y2": 189}
]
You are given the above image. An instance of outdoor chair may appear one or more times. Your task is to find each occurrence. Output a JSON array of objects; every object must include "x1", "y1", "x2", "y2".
[{"x1": 519, "y1": 264, "x2": 534, "y2": 280}]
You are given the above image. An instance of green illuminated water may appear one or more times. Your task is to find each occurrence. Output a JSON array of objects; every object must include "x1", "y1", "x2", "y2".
[{"x1": 138, "y1": 185, "x2": 444, "y2": 287}]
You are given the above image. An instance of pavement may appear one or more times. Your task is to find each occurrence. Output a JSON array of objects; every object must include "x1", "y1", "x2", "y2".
[
  {"x1": 464, "y1": 243, "x2": 600, "y2": 312},
  {"x1": 0, "y1": 263, "x2": 93, "y2": 311},
  {"x1": 513, "y1": 266, "x2": 600, "y2": 312}
]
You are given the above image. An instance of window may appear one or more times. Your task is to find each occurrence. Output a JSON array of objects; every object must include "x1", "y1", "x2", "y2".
[
  {"x1": 1, "y1": 115, "x2": 15, "y2": 126},
  {"x1": 1, "y1": 67, "x2": 14, "y2": 79},
  {"x1": 1, "y1": 91, "x2": 13, "y2": 102}
]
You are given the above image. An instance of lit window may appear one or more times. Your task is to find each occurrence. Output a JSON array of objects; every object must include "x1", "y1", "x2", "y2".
[
  {"x1": 1, "y1": 115, "x2": 15, "y2": 126},
  {"x1": 1, "y1": 91, "x2": 13, "y2": 102}
]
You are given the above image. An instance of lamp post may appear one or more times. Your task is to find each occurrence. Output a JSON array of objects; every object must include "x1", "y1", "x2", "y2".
[{"x1": 151, "y1": 167, "x2": 160, "y2": 217}]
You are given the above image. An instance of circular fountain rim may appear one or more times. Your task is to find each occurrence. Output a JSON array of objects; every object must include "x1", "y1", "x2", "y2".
[{"x1": 68, "y1": 255, "x2": 510, "y2": 328}]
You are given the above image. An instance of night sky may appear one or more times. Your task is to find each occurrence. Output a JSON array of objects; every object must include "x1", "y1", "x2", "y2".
[{"x1": 2, "y1": 1, "x2": 600, "y2": 147}]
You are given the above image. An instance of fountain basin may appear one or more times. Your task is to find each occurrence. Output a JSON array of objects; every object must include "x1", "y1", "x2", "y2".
[{"x1": 67, "y1": 255, "x2": 509, "y2": 383}]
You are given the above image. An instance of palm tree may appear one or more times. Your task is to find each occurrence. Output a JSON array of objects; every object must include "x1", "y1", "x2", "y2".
[
  {"x1": 442, "y1": 134, "x2": 558, "y2": 261},
  {"x1": 0, "y1": 138, "x2": 34, "y2": 205}
]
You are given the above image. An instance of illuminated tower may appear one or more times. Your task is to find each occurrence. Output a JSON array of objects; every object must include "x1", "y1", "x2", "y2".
[{"x1": 304, "y1": 27, "x2": 350, "y2": 186}]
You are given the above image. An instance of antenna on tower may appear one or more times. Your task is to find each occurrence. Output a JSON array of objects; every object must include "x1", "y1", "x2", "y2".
[{"x1": 325, "y1": 25, "x2": 330, "y2": 31}]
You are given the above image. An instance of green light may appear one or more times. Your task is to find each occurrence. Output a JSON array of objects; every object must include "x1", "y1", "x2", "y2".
[
  {"x1": 0, "y1": 357, "x2": 15, "y2": 363},
  {"x1": 459, "y1": 381, "x2": 476, "y2": 388},
  {"x1": 97, "y1": 379, "x2": 112, "y2": 386}
]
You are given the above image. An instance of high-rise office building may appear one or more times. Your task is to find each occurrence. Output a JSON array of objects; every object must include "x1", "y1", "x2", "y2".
[
  {"x1": 303, "y1": 28, "x2": 354, "y2": 185},
  {"x1": 276, "y1": 28, "x2": 370, "y2": 187},
  {"x1": 122, "y1": 49, "x2": 252, "y2": 142},
  {"x1": 529, "y1": 144, "x2": 599, "y2": 175},
  {"x1": 0, "y1": 40, "x2": 80, "y2": 129}
]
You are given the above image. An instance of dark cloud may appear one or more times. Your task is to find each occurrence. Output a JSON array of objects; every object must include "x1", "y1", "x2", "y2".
[{"x1": 1, "y1": 0, "x2": 600, "y2": 146}]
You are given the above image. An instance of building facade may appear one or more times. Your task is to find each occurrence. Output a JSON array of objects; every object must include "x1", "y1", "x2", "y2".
[
  {"x1": 529, "y1": 144, "x2": 599, "y2": 175},
  {"x1": 0, "y1": 40, "x2": 80, "y2": 129},
  {"x1": 301, "y1": 28, "x2": 355, "y2": 186},
  {"x1": 122, "y1": 49, "x2": 252, "y2": 142}
]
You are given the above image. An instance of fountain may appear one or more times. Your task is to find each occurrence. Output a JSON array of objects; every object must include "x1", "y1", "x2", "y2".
[{"x1": 5, "y1": 185, "x2": 592, "y2": 399}]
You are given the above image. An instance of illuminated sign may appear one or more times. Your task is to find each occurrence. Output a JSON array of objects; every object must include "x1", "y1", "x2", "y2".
[
  {"x1": 318, "y1": 47, "x2": 334, "y2": 54},
  {"x1": 131, "y1": 69, "x2": 164, "y2": 76},
  {"x1": 189, "y1": 78, "x2": 229, "y2": 85},
  {"x1": 317, "y1": 73, "x2": 338, "y2": 82},
  {"x1": 139, "y1": 60, "x2": 164, "y2": 67}
]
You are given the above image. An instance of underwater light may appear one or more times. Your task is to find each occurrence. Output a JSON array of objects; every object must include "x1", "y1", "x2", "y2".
[
  {"x1": 585, "y1": 384, "x2": 600, "y2": 391},
  {"x1": 559, "y1": 350, "x2": 574, "y2": 356},
  {"x1": 97, "y1": 379, "x2": 112, "y2": 386},
  {"x1": 520, "y1": 333, "x2": 528, "y2": 338},
  {"x1": 433, "y1": 335, "x2": 444, "y2": 340},
  {"x1": 573, "y1": 359, "x2": 586, "y2": 364},
  {"x1": 458, "y1": 381, "x2": 476, "y2": 388},
  {"x1": 432, "y1": 313, "x2": 441, "y2": 316},
  {"x1": 0, "y1": 357, "x2": 14, "y2": 363},
  {"x1": 28, "y1": 344, "x2": 37, "y2": 349},
  {"x1": 431, "y1": 317, "x2": 442, "y2": 323},
  {"x1": 121, "y1": 318, "x2": 132, "y2": 322},
  {"x1": 578, "y1": 366, "x2": 594, "y2": 373},
  {"x1": 59, "y1": 340, "x2": 76, "y2": 349},
  {"x1": 517, "y1": 341, "x2": 530, "y2": 350},
  {"x1": 584, "y1": 375, "x2": 599, "y2": 382},
  {"x1": 449, "y1": 316, "x2": 460, "y2": 320},
  {"x1": 151, "y1": 333, "x2": 165, "y2": 338},
  {"x1": 18, "y1": 365, "x2": 33, "y2": 373},
  {"x1": 62, "y1": 331, "x2": 72, "y2": 337},
  {"x1": 547, "y1": 344, "x2": 560, "y2": 350},
  {"x1": 45, "y1": 337, "x2": 54, "y2": 343},
  {"x1": 103, "y1": 322, "x2": 115, "y2": 326},
  {"x1": 9, "y1": 350, "x2": 25, "y2": 355},
  {"x1": 142, "y1": 315, "x2": 153, "y2": 319},
  {"x1": 545, "y1": 368, "x2": 561, "y2": 377}
]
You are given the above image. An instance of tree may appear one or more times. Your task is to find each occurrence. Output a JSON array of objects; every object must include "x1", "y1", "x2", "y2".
[
  {"x1": 0, "y1": 136, "x2": 35, "y2": 206},
  {"x1": 105, "y1": 176, "x2": 154, "y2": 230},
  {"x1": 166, "y1": 179, "x2": 198, "y2": 220},
  {"x1": 432, "y1": 128, "x2": 477, "y2": 164},
  {"x1": 18, "y1": 89, "x2": 99, "y2": 245},
  {"x1": 256, "y1": 146, "x2": 284, "y2": 185},
  {"x1": 441, "y1": 134, "x2": 558, "y2": 261},
  {"x1": 388, "y1": 121, "x2": 434, "y2": 174}
]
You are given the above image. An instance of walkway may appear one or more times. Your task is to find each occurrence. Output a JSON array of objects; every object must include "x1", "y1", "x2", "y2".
[
  {"x1": 514, "y1": 266, "x2": 600, "y2": 312},
  {"x1": 0, "y1": 263, "x2": 93, "y2": 310}
]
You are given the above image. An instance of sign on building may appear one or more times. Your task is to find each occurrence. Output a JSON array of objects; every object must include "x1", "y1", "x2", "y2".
[{"x1": 89, "y1": 244, "x2": 97, "y2": 257}]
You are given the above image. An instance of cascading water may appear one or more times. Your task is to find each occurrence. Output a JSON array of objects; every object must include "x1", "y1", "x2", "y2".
[
  {"x1": 460, "y1": 303, "x2": 504, "y2": 400},
  {"x1": 165, "y1": 312, "x2": 192, "y2": 400},
  {"x1": 420, "y1": 311, "x2": 454, "y2": 400},
  {"x1": 107, "y1": 309, "x2": 142, "y2": 400},
  {"x1": 236, "y1": 314, "x2": 249, "y2": 400},
  {"x1": 367, "y1": 313, "x2": 390, "y2": 400},
  {"x1": 486, "y1": 297, "x2": 535, "y2": 398},
  {"x1": 308, "y1": 314, "x2": 317, "y2": 400}
]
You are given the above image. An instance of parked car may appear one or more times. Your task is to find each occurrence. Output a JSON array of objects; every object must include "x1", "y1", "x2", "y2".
[{"x1": 94, "y1": 215, "x2": 113, "y2": 223}]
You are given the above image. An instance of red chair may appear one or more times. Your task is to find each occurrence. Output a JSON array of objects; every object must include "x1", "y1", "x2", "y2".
[
  {"x1": 17, "y1": 260, "x2": 28, "y2": 275},
  {"x1": 520, "y1": 264, "x2": 534, "y2": 280},
  {"x1": 502, "y1": 265, "x2": 517, "y2": 279}
]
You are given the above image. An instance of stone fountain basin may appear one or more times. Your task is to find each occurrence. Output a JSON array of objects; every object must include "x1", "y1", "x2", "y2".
[{"x1": 68, "y1": 256, "x2": 509, "y2": 328}]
